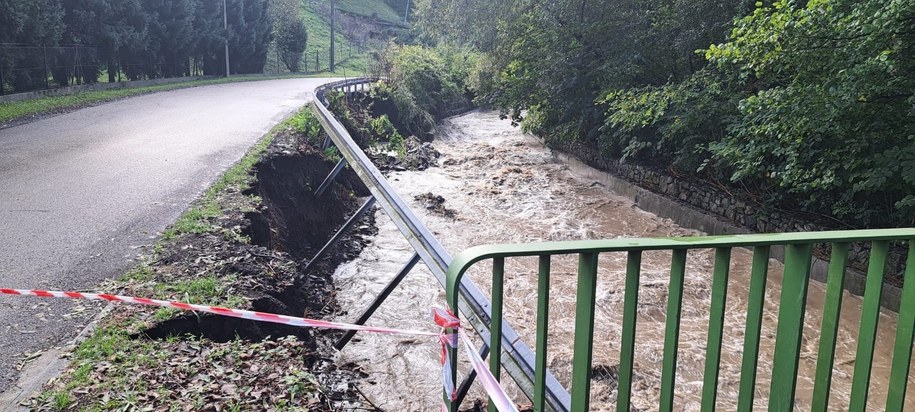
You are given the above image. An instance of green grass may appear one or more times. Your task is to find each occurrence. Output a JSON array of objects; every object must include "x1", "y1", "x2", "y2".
[
  {"x1": 0, "y1": 73, "x2": 342, "y2": 127},
  {"x1": 264, "y1": 1, "x2": 372, "y2": 75},
  {"x1": 299, "y1": 0, "x2": 370, "y2": 74},
  {"x1": 337, "y1": 0, "x2": 403, "y2": 24}
]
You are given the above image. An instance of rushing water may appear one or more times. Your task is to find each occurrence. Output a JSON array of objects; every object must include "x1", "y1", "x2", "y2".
[{"x1": 331, "y1": 110, "x2": 913, "y2": 411}]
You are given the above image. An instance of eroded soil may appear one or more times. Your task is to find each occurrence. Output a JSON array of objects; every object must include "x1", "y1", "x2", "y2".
[{"x1": 25, "y1": 124, "x2": 379, "y2": 411}]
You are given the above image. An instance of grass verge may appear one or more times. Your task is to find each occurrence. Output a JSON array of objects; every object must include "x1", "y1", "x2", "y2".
[{"x1": 25, "y1": 107, "x2": 341, "y2": 411}]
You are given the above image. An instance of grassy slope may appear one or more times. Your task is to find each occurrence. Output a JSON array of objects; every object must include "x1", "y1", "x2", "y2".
[
  {"x1": 302, "y1": 1, "x2": 368, "y2": 74},
  {"x1": 337, "y1": 0, "x2": 403, "y2": 24},
  {"x1": 266, "y1": 1, "x2": 373, "y2": 76}
]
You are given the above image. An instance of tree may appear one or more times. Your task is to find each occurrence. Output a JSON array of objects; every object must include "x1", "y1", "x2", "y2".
[
  {"x1": 704, "y1": 0, "x2": 915, "y2": 225},
  {"x1": 0, "y1": 0, "x2": 64, "y2": 91},
  {"x1": 271, "y1": 0, "x2": 307, "y2": 72}
]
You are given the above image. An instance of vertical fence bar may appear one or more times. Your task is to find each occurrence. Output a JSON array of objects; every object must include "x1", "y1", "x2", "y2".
[
  {"x1": 660, "y1": 249, "x2": 688, "y2": 412},
  {"x1": 617, "y1": 251, "x2": 642, "y2": 412},
  {"x1": 534, "y1": 255, "x2": 551, "y2": 412},
  {"x1": 737, "y1": 246, "x2": 770, "y2": 411},
  {"x1": 848, "y1": 241, "x2": 889, "y2": 411},
  {"x1": 886, "y1": 241, "x2": 915, "y2": 412},
  {"x1": 701, "y1": 247, "x2": 732, "y2": 411},
  {"x1": 489, "y1": 257, "x2": 505, "y2": 412},
  {"x1": 570, "y1": 252, "x2": 599, "y2": 411},
  {"x1": 768, "y1": 243, "x2": 813, "y2": 411},
  {"x1": 811, "y1": 242, "x2": 850, "y2": 412}
]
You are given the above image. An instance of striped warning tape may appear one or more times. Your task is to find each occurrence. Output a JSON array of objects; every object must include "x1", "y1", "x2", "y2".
[
  {"x1": 0, "y1": 288, "x2": 437, "y2": 336},
  {"x1": 0, "y1": 287, "x2": 518, "y2": 411}
]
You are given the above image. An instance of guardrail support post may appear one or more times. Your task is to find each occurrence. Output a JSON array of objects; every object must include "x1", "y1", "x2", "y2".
[
  {"x1": 334, "y1": 252, "x2": 421, "y2": 350},
  {"x1": 303, "y1": 196, "x2": 375, "y2": 273},
  {"x1": 315, "y1": 158, "x2": 347, "y2": 196}
]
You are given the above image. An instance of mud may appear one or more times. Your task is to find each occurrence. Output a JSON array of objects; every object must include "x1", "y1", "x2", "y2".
[{"x1": 332, "y1": 109, "x2": 915, "y2": 411}]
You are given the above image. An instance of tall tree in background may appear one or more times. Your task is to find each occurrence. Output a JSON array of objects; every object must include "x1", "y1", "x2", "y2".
[
  {"x1": 0, "y1": 0, "x2": 64, "y2": 90},
  {"x1": 143, "y1": 0, "x2": 197, "y2": 78},
  {"x1": 225, "y1": 0, "x2": 272, "y2": 74},
  {"x1": 271, "y1": 0, "x2": 308, "y2": 72}
]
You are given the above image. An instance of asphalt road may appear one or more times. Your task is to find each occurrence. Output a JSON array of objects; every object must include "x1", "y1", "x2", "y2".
[{"x1": 0, "y1": 77, "x2": 333, "y2": 395}]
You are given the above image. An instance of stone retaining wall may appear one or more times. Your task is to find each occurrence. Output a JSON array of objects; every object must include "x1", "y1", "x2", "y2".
[{"x1": 555, "y1": 141, "x2": 908, "y2": 312}]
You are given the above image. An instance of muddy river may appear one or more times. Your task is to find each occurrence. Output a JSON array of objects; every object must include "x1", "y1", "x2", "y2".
[{"x1": 331, "y1": 110, "x2": 913, "y2": 411}]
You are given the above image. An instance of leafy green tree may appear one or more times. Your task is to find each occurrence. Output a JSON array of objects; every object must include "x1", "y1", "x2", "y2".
[
  {"x1": 0, "y1": 0, "x2": 64, "y2": 91},
  {"x1": 272, "y1": 0, "x2": 308, "y2": 72},
  {"x1": 143, "y1": 0, "x2": 197, "y2": 78},
  {"x1": 704, "y1": 0, "x2": 915, "y2": 225}
]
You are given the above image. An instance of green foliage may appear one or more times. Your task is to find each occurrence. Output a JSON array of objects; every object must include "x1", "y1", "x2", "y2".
[
  {"x1": 371, "y1": 44, "x2": 478, "y2": 136},
  {"x1": 703, "y1": 0, "x2": 915, "y2": 225},
  {"x1": 286, "y1": 106, "x2": 325, "y2": 147},
  {"x1": 370, "y1": 114, "x2": 406, "y2": 155},
  {"x1": 296, "y1": 1, "x2": 368, "y2": 74},
  {"x1": 1, "y1": 0, "x2": 273, "y2": 91},
  {"x1": 388, "y1": 44, "x2": 465, "y2": 117},
  {"x1": 271, "y1": 0, "x2": 308, "y2": 72},
  {"x1": 599, "y1": 70, "x2": 737, "y2": 170}
]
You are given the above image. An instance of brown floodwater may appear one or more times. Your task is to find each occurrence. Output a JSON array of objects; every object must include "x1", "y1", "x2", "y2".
[{"x1": 331, "y1": 110, "x2": 913, "y2": 411}]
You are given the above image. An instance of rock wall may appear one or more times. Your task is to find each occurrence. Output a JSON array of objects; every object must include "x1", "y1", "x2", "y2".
[{"x1": 555, "y1": 141, "x2": 908, "y2": 311}]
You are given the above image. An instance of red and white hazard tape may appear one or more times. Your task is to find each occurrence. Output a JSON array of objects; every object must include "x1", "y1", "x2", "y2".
[
  {"x1": 432, "y1": 307, "x2": 519, "y2": 412},
  {"x1": 1, "y1": 288, "x2": 518, "y2": 412},
  {"x1": 0, "y1": 288, "x2": 437, "y2": 336}
]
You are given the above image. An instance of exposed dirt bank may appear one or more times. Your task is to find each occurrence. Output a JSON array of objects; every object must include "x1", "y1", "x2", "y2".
[{"x1": 24, "y1": 114, "x2": 378, "y2": 411}]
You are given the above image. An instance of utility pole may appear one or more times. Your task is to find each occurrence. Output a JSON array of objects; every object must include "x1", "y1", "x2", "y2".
[
  {"x1": 223, "y1": 0, "x2": 230, "y2": 77},
  {"x1": 404, "y1": 0, "x2": 410, "y2": 25},
  {"x1": 330, "y1": 0, "x2": 336, "y2": 72}
]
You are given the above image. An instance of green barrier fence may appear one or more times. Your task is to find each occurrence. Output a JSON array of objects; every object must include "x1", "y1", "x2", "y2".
[{"x1": 444, "y1": 229, "x2": 915, "y2": 411}]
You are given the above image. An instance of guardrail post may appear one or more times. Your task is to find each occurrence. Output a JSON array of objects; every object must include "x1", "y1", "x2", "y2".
[
  {"x1": 303, "y1": 196, "x2": 375, "y2": 273},
  {"x1": 314, "y1": 158, "x2": 347, "y2": 196},
  {"x1": 334, "y1": 252, "x2": 421, "y2": 349}
]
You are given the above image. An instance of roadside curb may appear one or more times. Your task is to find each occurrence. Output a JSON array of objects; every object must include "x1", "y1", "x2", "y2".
[{"x1": 0, "y1": 303, "x2": 113, "y2": 411}]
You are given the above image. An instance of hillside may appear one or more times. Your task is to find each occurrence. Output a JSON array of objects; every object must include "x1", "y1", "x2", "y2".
[
  {"x1": 337, "y1": 0, "x2": 404, "y2": 25},
  {"x1": 267, "y1": 0, "x2": 403, "y2": 75}
]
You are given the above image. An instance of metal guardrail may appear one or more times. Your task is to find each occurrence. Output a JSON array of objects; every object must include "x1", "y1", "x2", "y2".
[
  {"x1": 311, "y1": 78, "x2": 571, "y2": 411},
  {"x1": 445, "y1": 229, "x2": 915, "y2": 411}
]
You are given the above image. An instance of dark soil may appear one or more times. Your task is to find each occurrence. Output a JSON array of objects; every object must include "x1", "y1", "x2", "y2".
[
  {"x1": 372, "y1": 136, "x2": 442, "y2": 171},
  {"x1": 414, "y1": 192, "x2": 457, "y2": 220}
]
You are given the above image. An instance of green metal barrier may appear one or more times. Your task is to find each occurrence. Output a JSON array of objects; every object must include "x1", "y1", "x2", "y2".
[{"x1": 444, "y1": 229, "x2": 915, "y2": 411}]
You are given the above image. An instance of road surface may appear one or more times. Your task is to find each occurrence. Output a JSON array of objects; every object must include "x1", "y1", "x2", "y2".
[{"x1": 0, "y1": 77, "x2": 333, "y2": 396}]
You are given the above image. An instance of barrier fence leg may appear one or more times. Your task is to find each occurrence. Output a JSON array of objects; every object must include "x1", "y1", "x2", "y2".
[
  {"x1": 303, "y1": 197, "x2": 376, "y2": 273},
  {"x1": 334, "y1": 252, "x2": 421, "y2": 350},
  {"x1": 315, "y1": 158, "x2": 347, "y2": 196}
]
